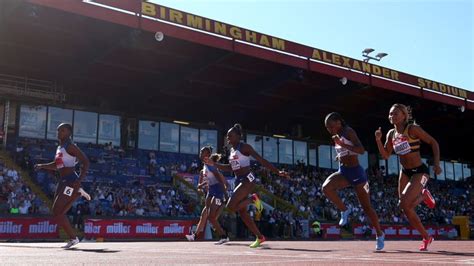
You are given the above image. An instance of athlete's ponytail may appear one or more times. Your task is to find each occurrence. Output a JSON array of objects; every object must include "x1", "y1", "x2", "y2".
[
  {"x1": 209, "y1": 153, "x2": 222, "y2": 163},
  {"x1": 230, "y1": 123, "x2": 243, "y2": 137},
  {"x1": 324, "y1": 112, "x2": 346, "y2": 127}
]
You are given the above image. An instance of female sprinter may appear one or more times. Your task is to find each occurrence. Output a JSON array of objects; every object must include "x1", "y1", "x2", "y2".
[
  {"x1": 322, "y1": 113, "x2": 385, "y2": 251},
  {"x1": 186, "y1": 146, "x2": 229, "y2": 244},
  {"x1": 205, "y1": 124, "x2": 289, "y2": 248},
  {"x1": 375, "y1": 103, "x2": 439, "y2": 251},
  {"x1": 34, "y1": 123, "x2": 90, "y2": 249}
]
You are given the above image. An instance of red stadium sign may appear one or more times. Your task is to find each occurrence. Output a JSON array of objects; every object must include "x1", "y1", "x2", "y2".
[
  {"x1": 0, "y1": 217, "x2": 59, "y2": 239},
  {"x1": 84, "y1": 218, "x2": 198, "y2": 239},
  {"x1": 26, "y1": 0, "x2": 473, "y2": 105}
]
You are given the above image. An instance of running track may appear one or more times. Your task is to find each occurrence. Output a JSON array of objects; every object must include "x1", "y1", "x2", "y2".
[{"x1": 1, "y1": 240, "x2": 473, "y2": 265}]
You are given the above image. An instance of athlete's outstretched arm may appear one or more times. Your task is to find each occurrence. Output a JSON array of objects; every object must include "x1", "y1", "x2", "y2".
[
  {"x1": 410, "y1": 125, "x2": 442, "y2": 175},
  {"x1": 375, "y1": 127, "x2": 393, "y2": 160},
  {"x1": 203, "y1": 158, "x2": 233, "y2": 172},
  {"x1": 34, "y1": 161, "x2": 57, "y2": 171},
  {"x1": 242, "y1": 143, "x2": 289, "y2": 178}
]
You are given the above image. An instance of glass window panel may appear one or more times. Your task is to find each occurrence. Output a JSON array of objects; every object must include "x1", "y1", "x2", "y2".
[
  {"x1": 180, "y1": 126, "x2": 199, "y2": 155},
  {"x1": 278, "y1": 138, "x2": 293, "y2": 164},
  {"x1": 47, "y1": 107, "x2": 73, "y2": 140},
  {"x1": 454, "y1": 163, "x2": 463, "y2": 181},
  {"x1": 359, "y1": 152, "x2": 369, "y2": 170},
  {"x1": 160, "y1": 122, "x2": 179, "y2": 153},
  {"x1": 387, "y1": 155, "x2": 399, "y2": 175},
  {"x1": 263, "y1": 136, "x2": 278, "y2": 163},
  {"x1": 138, "y1": 120, "x2": 159, "y2": 150},
  {"x1": 318, "y1": 145, "x2": 331, "y2": 169},
  {"x1": 463, "y1": 164, "x2": 472, "y2": 179},
  {"x1": 437, "y1": 161, "x2": 446, "y2": 181},
  {"x1": 200, "y1": 129, "x2": 218, "y2": 152},
  {"x1": 309, "y1": 148, "x2": 317, "y2": 167},
  {"x1": 294, "y1": 141, "x2": 307, "y2": 165},
  {"x1": 246, "y1": 134, "x2": 263, "y2": 160},
  {"x1": 331, "y1": 146, "x2": 338, "y2": 169},
  {"x1": 19, "y1": 105, "x2": 47, "y2": 139},
  {"x1": 98, "y1": 114, "x2": 121, "y2": 146},
  {"x1": 73, "y1": 111, "x2": 98, "y2": 144},
  {"x1": 445, "y1": 162, "x2": 454, "y2": 180}
]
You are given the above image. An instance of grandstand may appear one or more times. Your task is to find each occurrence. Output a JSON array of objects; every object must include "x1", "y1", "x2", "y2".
[{"x1": 0, "y1": 0, "x2": 472, "y2": 249}]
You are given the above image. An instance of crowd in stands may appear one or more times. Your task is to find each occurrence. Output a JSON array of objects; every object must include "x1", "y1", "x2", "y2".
[
  {"x1": 0, "y1": 160, "x2": 49, "y2": 215},
  {"x1": 4, "y1": 137, "x2": 473, "y2": 239}
]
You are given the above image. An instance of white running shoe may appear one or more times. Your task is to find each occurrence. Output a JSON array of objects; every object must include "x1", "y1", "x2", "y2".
[
  {"x1": 78, "y1": 188, "x2": 91, "y2": 201},
  {"x1": 185, "y1": 234, "x2": 195, "y2": 241},
  {"x1": 62, "y1": 237, "x2": 80, "y2": 249},
  {"x1": 215, "y1": 237, "x2": 229, "y2": 245},
  {"x1": 339, "y1": 208, "x2": 351, "y2": 226}
]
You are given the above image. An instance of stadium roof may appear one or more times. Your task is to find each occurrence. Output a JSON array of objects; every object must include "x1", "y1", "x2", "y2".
[{"x1": 1, "y1": 0, "x2": 473, "y2": 161}]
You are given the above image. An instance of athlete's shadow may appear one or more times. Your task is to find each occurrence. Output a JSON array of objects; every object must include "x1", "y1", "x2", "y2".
[
  {"x1": 65, "y1": 248, "x2": 120, "y2": 253},
  {"x1": 0, "y1": 244, "x2": 58, "y2": 249},
  {"x1": 223, "y1": 243, "x2": 333, "y2": 253},
  {"x1": 389, "y1": 250, "x2": 474, "y2": 257},
  {"x1": 261, "y1": 247, "x2": 334, "y2": 253}
]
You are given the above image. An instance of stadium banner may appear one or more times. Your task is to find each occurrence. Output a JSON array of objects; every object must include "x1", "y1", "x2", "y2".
[
  {"x1": 353, "y1": 224, "x2": 458, "y2": 239},
  {"x1": 84, "y1": 218, "x2": 197, "y2": 239},
  {"x1": 0, "y1": 217, "x2": 59, "y2": 239},
  {"x1": 79, "y1": 0, "x2": 469, "y2": 100},
  {"x1": 320, "y1": 223, "x2": 341, "y2": 239}
]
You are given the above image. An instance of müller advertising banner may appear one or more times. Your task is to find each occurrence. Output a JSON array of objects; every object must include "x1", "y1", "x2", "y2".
[
  {"x1": 0, "y1": 217, "x2": 59, "y2": 239},
  {"x1": 84, "y1": 218, "x2": 198, "y2": 239}
]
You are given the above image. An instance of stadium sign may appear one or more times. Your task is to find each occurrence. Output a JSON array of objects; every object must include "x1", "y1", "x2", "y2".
[{"x1": 31, "y1": 0, "x2": 469, "y2": 101}]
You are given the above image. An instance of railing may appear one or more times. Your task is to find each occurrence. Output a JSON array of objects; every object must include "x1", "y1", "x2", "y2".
[{"x1": 0, "y1": 73, "x2": 66, "y2": 102}]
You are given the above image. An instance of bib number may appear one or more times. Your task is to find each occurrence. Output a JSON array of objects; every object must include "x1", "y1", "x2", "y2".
[
  {"x1": 63, "y1": 186, "x2": 74, "y2": 197},
  {"x1": 246, "y1": 173, "x2": 255, "y2": 182},
  {"x1": 394, "y1": 141, "x2": 411, "y2": 155},
  {"x1": 420, "y1": 175, "x2": 428, "y2": 187},
  {"x1": 215, "y1": 198, "x2": 222, "y2": 206},
  {"x1": 230, "y1": 160, "x2": 241, "y2": 171}
]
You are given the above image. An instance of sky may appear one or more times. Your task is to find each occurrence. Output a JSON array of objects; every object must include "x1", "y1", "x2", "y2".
[{"x1": 151, "y1": 0, "x2": 473, "y2": 91}]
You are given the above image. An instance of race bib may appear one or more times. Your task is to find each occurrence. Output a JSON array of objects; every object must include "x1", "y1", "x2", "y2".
[
  {"x1": 247, "y1": 173, "x2": 255, "y2": 182},
  {"x1": 63, "y1": 186, "x2": 74, "y2": 197},
  {"x1": 363, "y1": 182, "x2": 370, "y2": 193},
  {"x1": 420, "y1": 175, "x2": 428, "y2": 187},
  {"x1": 215, "y1": 198, "x2": 222, "y2": 206},
  {"x1": 230, "y1": 160, "x2": 241, "y2": 171},
  {"x1": 394, "y1": 140, "x2": 411, "y2": 155}
]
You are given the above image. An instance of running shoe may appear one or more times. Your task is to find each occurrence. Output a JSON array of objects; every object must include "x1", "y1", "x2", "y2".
[
  {"x1": 339, "y1": 208, "x2": 351, "y2": 226},
  {"x1": 78, "y1": 188, "x2": 91, "y2": 201},
  {"x1": 215, "y1": 236, "x2": 230, "y2": 245},
  {"x1": 251, "y1": 193, "x2": 263, "y2": 214},
  {"x1": 62, "y1": 237, "x2": 80, "y2": 249},
  {"x1": 249, "y1": 236, "x2": 266, "y2": 248},
  {"x1": 185, "y1": 234, "x2": 195, "y2": 241},
  {"x1": 422, "y1": 189, "x2": 436, "y2": 209},
  {"x1": 419, "y1": 236, "x2": 434, "y2": 251},
  {"x1": 376, "y1": 233, "x2": 385, "y2": 251}
]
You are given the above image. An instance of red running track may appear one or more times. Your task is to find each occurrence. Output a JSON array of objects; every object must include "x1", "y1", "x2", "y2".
[{"x1": 1, "y1": 240, "x2": 473, "y2": 265}]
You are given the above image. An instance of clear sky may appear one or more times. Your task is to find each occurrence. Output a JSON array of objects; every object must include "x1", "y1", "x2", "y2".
[{"x1": 151, "y1": 0, "x2": 473, "y2": 91}]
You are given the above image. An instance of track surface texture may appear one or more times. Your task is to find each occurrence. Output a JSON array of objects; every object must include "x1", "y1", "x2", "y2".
[{"x1": 1, "y1": 240, "x2": 473, "y2": 265}]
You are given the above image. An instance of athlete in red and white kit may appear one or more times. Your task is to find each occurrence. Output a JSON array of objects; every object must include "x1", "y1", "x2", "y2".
[{"x1": 34, "y1": 123, "x2": 90, "y2": 249}]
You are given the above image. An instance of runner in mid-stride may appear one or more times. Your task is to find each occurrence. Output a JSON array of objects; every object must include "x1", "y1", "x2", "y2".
[
  {"x1": 322, "y1": 112, "x2": 385, "y2": 251},
  {"x1": 375, "y1": 104, "x2": 439, "y2": 251},
  {"x1": 205, "y1": 124, "x2": 289, "y2": 248},
  {"x1": 34, "y1": 123, "x2": 90, "y2": 249}
]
